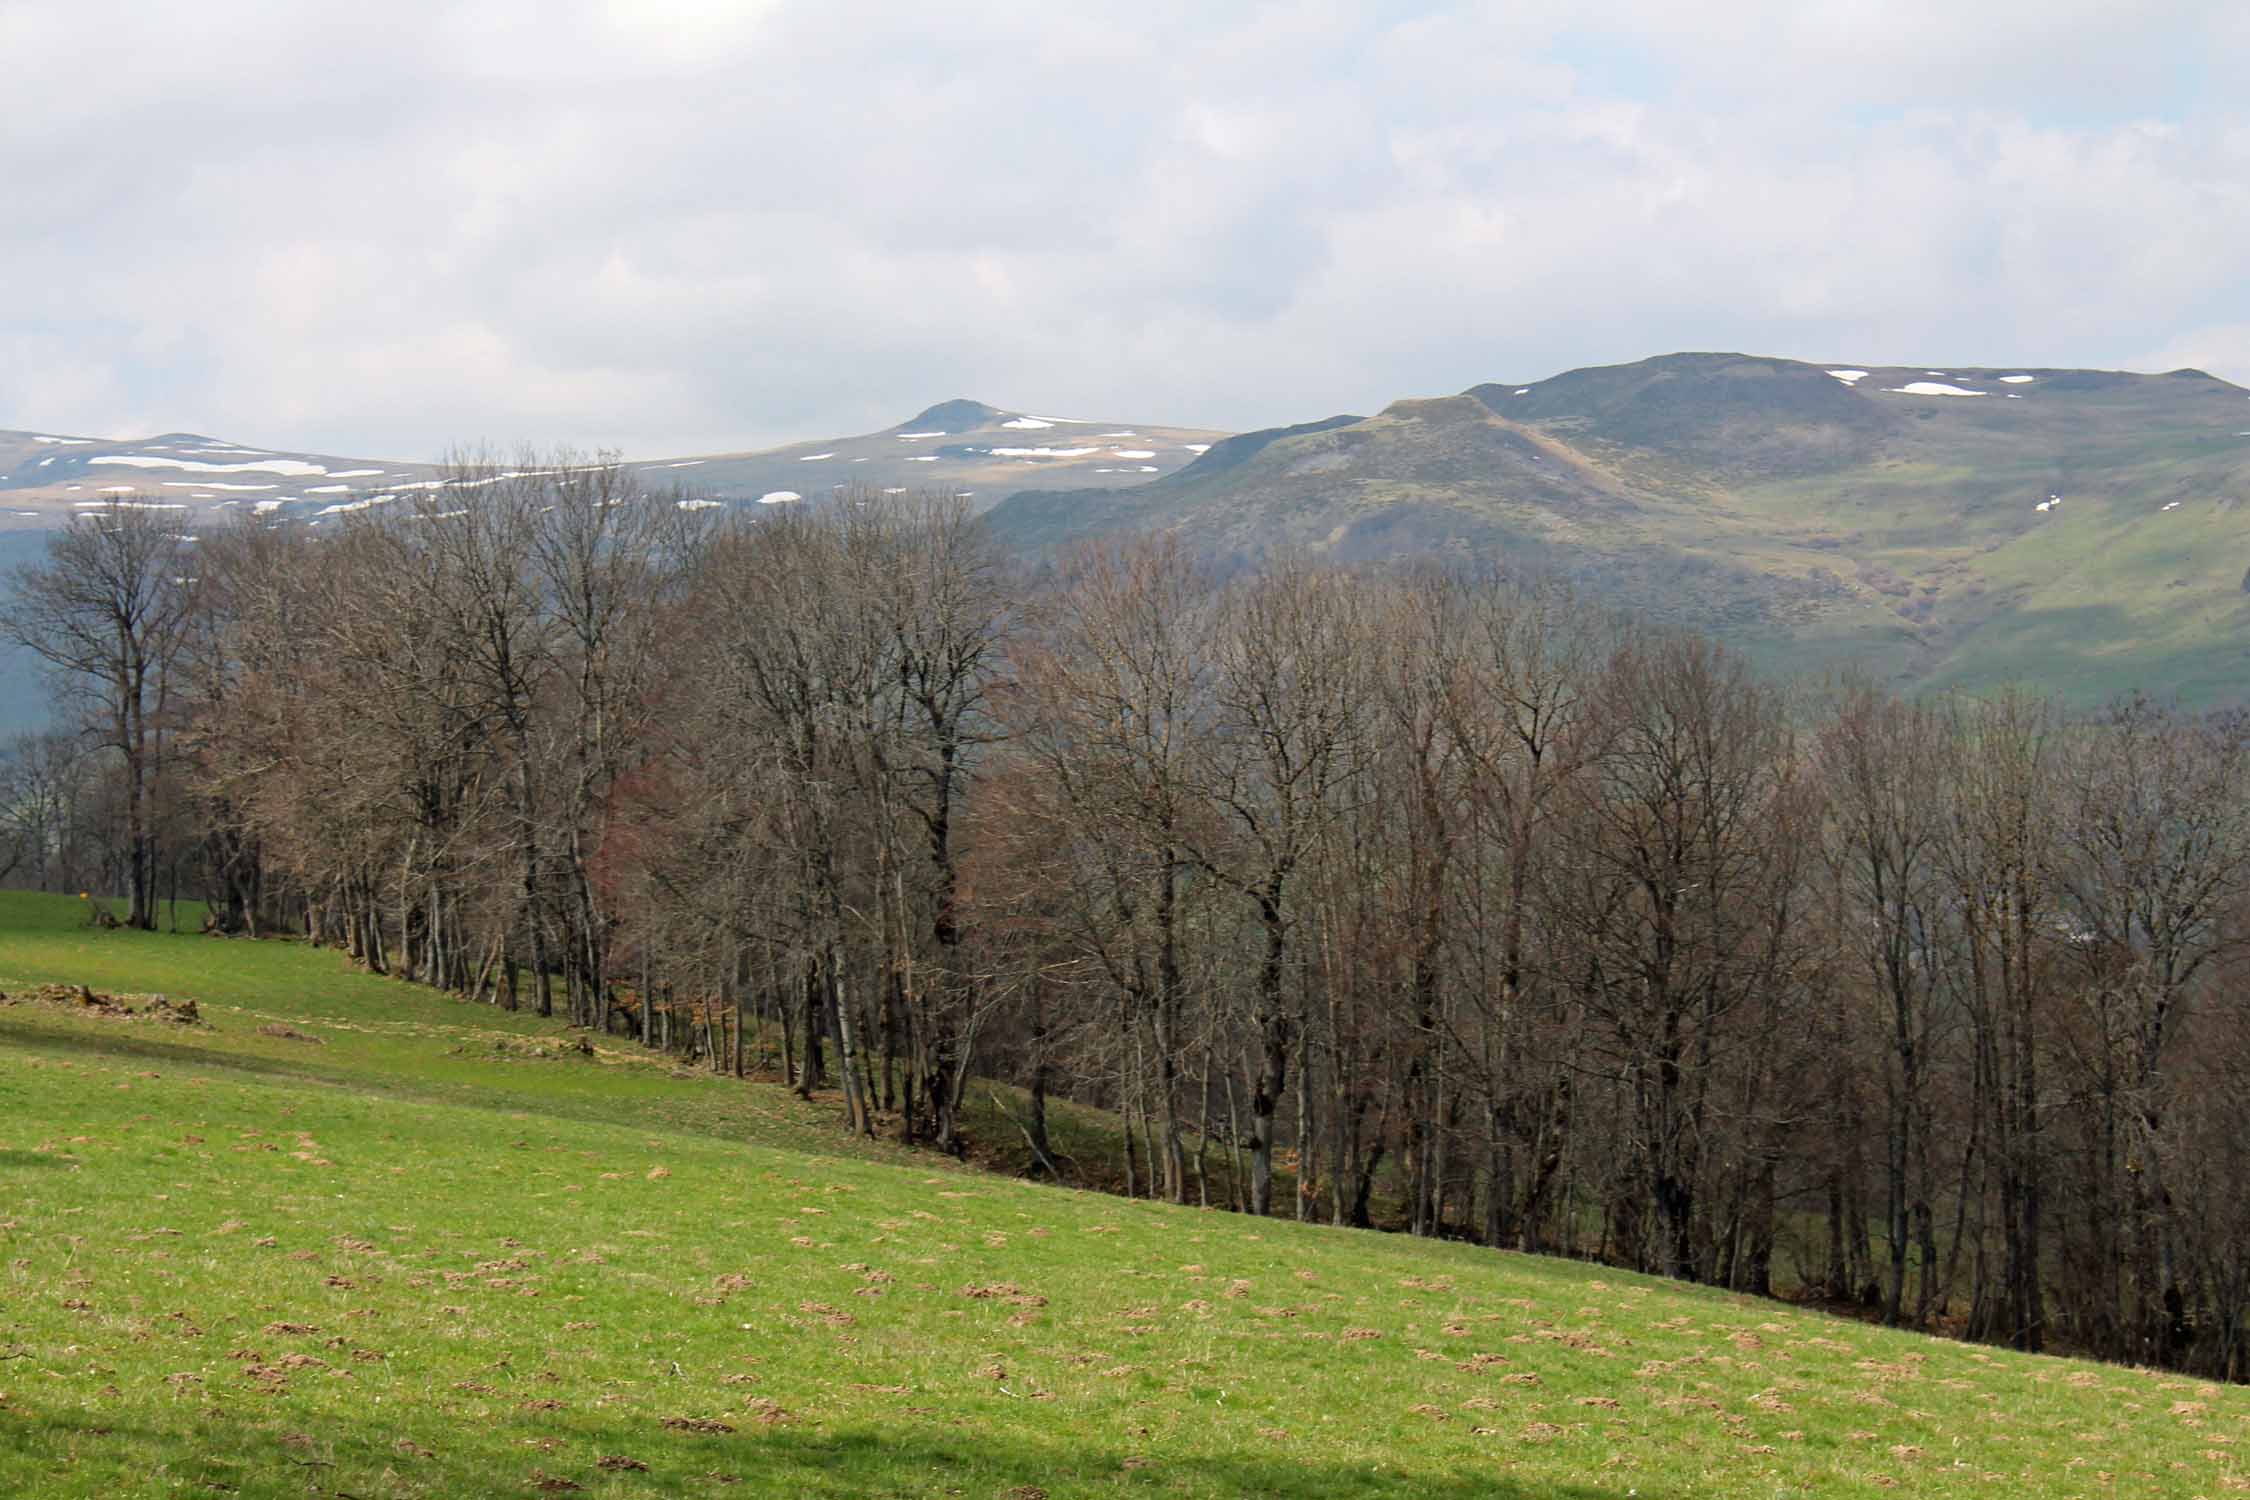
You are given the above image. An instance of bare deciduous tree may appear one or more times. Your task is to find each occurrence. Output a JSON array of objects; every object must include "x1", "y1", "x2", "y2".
[{"x1": 2, "y1": 500, "x2": 192, "y2": 926}]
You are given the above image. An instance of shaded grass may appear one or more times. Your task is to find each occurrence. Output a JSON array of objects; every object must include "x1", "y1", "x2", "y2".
[{"x1": 2, "y1": 890, "x2": 2247, "y2": 1496}]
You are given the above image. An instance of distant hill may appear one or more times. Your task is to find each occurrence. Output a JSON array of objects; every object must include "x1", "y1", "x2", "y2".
[
  {"x1": 987, "y1": 353, "x2": 2250, "y2": 705},
  {"x1": 0, "y1": 401, "x2": 1227, "y2": 534}
]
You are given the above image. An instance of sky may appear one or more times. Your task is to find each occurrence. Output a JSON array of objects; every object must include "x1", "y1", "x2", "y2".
[{"x1": 2, "y1": 0, "x2": 2246, "y2": 459}]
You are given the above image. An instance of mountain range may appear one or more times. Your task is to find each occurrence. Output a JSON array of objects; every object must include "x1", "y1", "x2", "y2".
[
  {"x1": 7, "y1": 352, "x2": 2250, "y2": 730},
  {"x1": 991, "y1": 354, "x2": 2250, "y2": 705},
  {"x1": 0, "y1": 400, "x2": 1226, "y2": 533}
]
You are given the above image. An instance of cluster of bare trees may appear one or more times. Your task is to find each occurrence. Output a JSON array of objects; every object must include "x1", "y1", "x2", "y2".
[
  {"x1": 0, "y1": 729, "x2": 128, "y2": 895},
  {"x1": 1, "y1": 507, "x2": 193, "y2": 921},
  {"x1": 13, "y1": 474, "x2": 2250, "y2": 1381}
]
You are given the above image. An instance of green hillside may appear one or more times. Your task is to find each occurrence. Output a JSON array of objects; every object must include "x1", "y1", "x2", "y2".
[
  {"x1": 987, "y1": 354, "x2": 2250, "y2": 705},
  {"x1": 3, "y1": 891, "x2": 2247, "y2": 1497}
]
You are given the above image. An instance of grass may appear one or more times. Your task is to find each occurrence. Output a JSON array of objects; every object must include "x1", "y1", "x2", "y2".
[{"x1": 2, "y1": 890, "x2": 2247, "y2": 1497}]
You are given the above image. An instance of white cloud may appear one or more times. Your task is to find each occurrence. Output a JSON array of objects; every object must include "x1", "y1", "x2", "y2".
[{"x1": 0, "y1": 0, "x2": 2244, "y2": 459}]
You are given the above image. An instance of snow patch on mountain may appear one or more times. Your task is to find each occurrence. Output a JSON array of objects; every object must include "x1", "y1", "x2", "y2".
[
  {"x1": 1886, "y1": 382, "x2": 1985, "y2": 397},
  {"x1": 90, "y1": 455, "x2": 331, "y2": 477}
]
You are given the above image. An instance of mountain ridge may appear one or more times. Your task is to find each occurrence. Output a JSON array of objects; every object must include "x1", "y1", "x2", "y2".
[
  {"x1": 11, "y1": 351, "x2": 2250, "y2": 710},
  {"x1": 986, "y1": 352, "x2": 2250, "y2": 705},
  {"x1": 0, "y1": 400, "x2": 1230, "y2": 534}
]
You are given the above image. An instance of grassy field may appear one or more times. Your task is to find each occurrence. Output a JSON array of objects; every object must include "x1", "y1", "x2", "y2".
[{"x1": 2, "y1": 891, "x2": 2246, "y2": 1497}]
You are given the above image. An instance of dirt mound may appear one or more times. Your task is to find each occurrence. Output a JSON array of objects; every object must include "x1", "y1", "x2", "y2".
[{"x1": 1, "y1": 983, "x2": 201, "y2": 1024}]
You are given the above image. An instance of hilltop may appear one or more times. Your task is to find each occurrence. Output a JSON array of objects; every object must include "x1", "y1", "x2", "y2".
[{"x1": 987, "y1": 354, "x2": 2250, "y2": 705}]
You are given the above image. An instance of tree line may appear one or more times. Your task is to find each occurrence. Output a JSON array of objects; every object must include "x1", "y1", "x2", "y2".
[{"x1": 9, "y1": 467, "x2": 2250, "y2": 1381}]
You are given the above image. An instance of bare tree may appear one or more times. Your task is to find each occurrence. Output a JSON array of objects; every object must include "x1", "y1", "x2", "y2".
[
  {"x1": 0, "y1": 731, "x2": 94, "y2": 889},
  {"x1": 1552, "y1": 633, "x2": 1795, "y2": 1281},
  {"x1": 1002, "y1": 535, "x2": 1222, "y2": 1200},
  {"x1": 1, "y1": 500, "x2": 192, "y2": 926},
  {"x1": 1940, "y1": 687, "x2": 2060, "y2": 1352},
  {"x1": 1444, "y1": 573, "x2": 1606, "y2": 1251},
  {"x1": 2051, "y1": 695, "x2": 2250, "y2": 1364},
  {"x1": 1815, "y1": 677, "x2": 1952, "y2": 1325},
  {"x1": 526, "y1": 455, "x2": 697, "y2": 1032},
  {"x1": 1200, "y1": 560, "x2": 1364, "y2": 1217}
]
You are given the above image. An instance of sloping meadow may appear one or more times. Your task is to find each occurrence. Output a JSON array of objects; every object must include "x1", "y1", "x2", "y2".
[{"x1": 0, "y1": 892, "x2": 2243, "y2": 1497}]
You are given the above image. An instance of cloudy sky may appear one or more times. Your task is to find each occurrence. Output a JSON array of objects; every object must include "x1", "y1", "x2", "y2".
[{"x1": 3, "y1": 0, "x2": 2246, "y2": 458}]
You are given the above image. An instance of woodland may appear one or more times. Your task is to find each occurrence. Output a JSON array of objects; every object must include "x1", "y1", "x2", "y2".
[{"x1": 8, "y1": 464, "x2": 2250, "y2": 1384}]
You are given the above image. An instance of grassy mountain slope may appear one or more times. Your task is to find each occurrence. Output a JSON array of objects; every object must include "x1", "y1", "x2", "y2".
[
  {"x1": 3, "y1": 889, "x2": 2247, "y2": 1497},
  {"x1": 987, "y1": 354, "x2": 2250, "y2": 705}
]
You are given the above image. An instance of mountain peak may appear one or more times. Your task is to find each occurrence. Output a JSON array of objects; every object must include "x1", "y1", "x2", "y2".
[{"x1": 897, "y1": 399, "x2": 1005, "y2": 431}]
